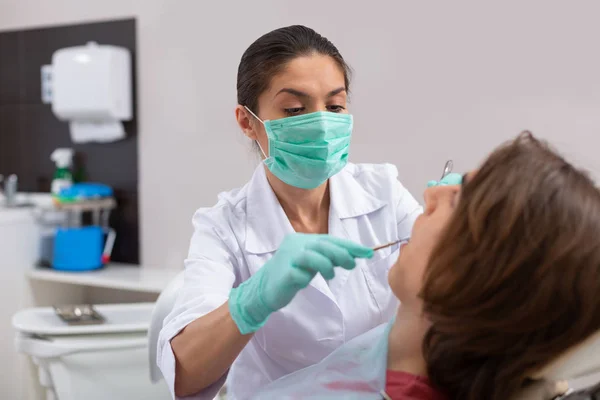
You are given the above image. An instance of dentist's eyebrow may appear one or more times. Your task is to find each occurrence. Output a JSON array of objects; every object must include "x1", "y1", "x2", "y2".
[
  {"x1": 274, "y1": 87, "x2": 346, "y2": 99},
  {"x1": 275, "y1": 88, "x2": 310, "y2": 99},
  {"x1": 327, "y1": 87, "x2": 346, "y2": 97}
]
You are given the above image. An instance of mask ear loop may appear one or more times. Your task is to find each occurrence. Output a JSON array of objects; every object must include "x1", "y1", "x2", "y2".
[
  {"x1": 243, "y1": 106, "x2": 264, "y2": 124},
  {"x1": 244, "y1": 106, "x2": 269, "y2": 160}
]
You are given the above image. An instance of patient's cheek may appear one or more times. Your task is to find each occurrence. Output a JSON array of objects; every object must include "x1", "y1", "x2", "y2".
[{"x1": 387, "y1": 256, "x2": 404, "y2": 299}]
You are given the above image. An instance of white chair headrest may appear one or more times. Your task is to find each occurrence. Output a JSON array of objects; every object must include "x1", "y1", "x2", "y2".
[
  {"x1": 511, "y1": 330, "x2": 600, "y2": 400},
  {"x1": 531, "y1": 329, "x2": 600, "y2": 381},
  {"x1": 148, "y1": 271, "x2": 185, "y2": 383}
]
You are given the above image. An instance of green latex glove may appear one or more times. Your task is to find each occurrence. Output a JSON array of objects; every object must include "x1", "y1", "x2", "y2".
[
  {"x1": 427, "y1": 172, "x2": 463, "y2": 188},
  {"x1": 229, "y1": 233, "x2": 374, "y2": 334}
]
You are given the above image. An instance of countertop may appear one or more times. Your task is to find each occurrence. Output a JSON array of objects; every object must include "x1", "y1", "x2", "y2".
[{"x1": 27, "y1": 263, "x2": 180, "y2": 294}]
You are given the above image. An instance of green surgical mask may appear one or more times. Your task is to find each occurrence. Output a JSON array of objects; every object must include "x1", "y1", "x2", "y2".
[{"x1": 245, "y1": 107, "x2": 353, "y2": 189}]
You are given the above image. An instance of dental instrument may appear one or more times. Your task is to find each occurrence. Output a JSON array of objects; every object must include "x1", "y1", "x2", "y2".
[
  {"x1": 372, "y1": 237, "x2": 410, "y2": 252},
  {"x1": 428, "y1": 159, "x2": 460, "y2": 188},
  {"x1": 441, "y1": 160, "x2": 453, "y2": 180},
  {"x1": 373, "y1": 160, "x2": 454, "y2": 252}
]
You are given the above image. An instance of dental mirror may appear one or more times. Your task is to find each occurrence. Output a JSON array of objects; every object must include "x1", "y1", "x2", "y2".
[{"x1": 441, "y1": 160, "x2": 453, "y2": 180}]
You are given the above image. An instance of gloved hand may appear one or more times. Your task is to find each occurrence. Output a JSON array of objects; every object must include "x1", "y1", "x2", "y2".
[
  {"x1": 427, "y1": 172, "x2": 463, "y2": 188},
  {"x1": 229, "y1": 233, "x2": 374, "y2": 334}
]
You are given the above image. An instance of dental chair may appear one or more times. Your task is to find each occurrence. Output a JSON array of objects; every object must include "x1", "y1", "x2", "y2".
[
  {"x1": 148, "y1": 271, "x2": 185, "y2": 384},
  {"x1": 512, "y1": 330, "x2": 600, "y2": 399},
  {"x1": 148, "y1": 272, "x2": 228, "y2": 400},
  {"x1": 149, "y1": 273, "x2": 600, "y2": 400}
]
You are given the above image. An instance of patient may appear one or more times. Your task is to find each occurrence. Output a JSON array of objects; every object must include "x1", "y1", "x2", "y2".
[{"x1": 253, "y1": 132, "x2": 600, "y2": 400}]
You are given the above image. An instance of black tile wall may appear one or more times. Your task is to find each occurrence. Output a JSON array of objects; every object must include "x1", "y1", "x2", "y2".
[
  {"x1": 0, "y1": 31, "x2": 23, "y2": 105},
  {"x1": 0, "y1": 18, "x2": 139, "y2": 264}
]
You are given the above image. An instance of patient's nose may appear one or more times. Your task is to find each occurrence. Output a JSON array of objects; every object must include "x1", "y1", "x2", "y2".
[{"x1": 423, "y1": 186, "x2": 459, "y2": 215}]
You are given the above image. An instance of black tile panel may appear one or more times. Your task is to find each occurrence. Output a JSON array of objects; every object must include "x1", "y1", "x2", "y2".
[{"x1": 0, "y1": 18, "x2": 139, "y2": 263}]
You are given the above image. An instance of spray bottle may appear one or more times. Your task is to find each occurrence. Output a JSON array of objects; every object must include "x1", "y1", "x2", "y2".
[{"x1": 50, "y1": 148, "x2": 74, "y2": 196}]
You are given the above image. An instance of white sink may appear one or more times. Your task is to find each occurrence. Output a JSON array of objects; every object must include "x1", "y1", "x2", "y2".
[{"x1": 0, "y1": 192, "x2": 54, "y2": 210}]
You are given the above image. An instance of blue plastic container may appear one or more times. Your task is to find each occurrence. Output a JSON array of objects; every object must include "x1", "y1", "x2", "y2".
[
  {"x1": 58, "y1": 183, "x2": 114, "y2": 201},
  {"x1": 53, "y1": 226, "x2": 104, "y2": 271}
]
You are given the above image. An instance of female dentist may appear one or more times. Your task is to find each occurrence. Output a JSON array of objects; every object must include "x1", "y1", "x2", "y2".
[{"x1": 158, "y1": 25, "x2": 422, "y2": 400}]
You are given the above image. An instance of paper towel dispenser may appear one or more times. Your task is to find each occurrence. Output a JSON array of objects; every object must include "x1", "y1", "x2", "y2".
[{"x1": 47, "y1": 41, "x2": 132, "y2": 143}]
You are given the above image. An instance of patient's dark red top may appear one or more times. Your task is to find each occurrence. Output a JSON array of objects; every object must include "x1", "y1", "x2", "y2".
[{"x1": 384, "y1": 370, "x2": 447, "y2": 400}]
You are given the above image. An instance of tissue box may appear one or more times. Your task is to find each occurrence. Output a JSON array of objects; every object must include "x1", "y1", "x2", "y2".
[{"x1": 51, "y1": 42, "x2": 132, "y2": 121}]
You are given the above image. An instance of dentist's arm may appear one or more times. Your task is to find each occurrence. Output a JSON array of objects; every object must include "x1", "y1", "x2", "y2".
[
  {"x1": 170, "y1": 233, "x2": 374, "y2": 397},
  {"x1": 171, "y1": 302, "x2": 252, "y2": 397}
]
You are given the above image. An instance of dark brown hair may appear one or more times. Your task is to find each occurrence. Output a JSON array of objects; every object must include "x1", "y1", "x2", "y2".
[
  {"x1": 237, "y1": 25, "x2": 351, "y2": 114},
  {"x1": 421, "y1": 132, "x2": 600, "y2": 400}
]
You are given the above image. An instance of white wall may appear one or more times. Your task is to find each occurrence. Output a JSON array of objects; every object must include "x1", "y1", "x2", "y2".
[{"x1": 1, "y1": 1, "x2": 599, "y2": 270}]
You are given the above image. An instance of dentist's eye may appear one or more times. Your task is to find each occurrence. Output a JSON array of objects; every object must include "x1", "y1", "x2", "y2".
[
  {"x1": 327, "y1": 105, "x2": 346, "y2": 113},
  {"x1": 284, "y1": 107, "x2": 305, "y2": 115}
]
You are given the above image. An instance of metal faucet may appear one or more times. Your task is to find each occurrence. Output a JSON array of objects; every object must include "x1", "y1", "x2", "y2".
[{"x1": 1, "y1": 174, "x2": 18, "y2": 207}]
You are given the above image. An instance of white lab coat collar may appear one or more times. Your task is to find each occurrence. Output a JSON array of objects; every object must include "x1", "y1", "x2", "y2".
[
  {"x1": 245, "y1": 165, "x2": 387, "y2": 255},
  {"x1": 329, "y1": 165, "x2": 387, "y2": 219},
  {"x1": 245, "y1": 166, "x2": 295, "y2": 254}
]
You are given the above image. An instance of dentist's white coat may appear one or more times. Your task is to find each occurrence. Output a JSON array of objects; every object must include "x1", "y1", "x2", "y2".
[{"x1": 157, "y1": 163, "x2": 422, "y2": 400}]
